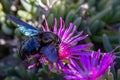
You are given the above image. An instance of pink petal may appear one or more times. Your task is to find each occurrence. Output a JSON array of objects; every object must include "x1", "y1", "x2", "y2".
[{"x1": 28, "y1": 63, "x2": 36, "y2": 69}]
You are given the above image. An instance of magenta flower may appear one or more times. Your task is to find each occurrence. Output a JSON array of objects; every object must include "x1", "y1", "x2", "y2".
[
  {"x1": 28, "y1": 17, "x2": 92, "y2": 73},
  {"x1": 63, "y1": 49, "x2": 115, "y2": 80}
]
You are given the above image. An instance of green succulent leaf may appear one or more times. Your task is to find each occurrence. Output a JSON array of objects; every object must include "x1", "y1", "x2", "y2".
[
  {"x1": 117, "y1": 69, "x2": 120, "y2": 80},
  {"x1": 73, "y1": 17, "x2": 82, "y2": 28},
  {"x1": 90, "y1": 7, "x2": 111, "y2": 25},
  {"x1": 20, "y1": 0, "x2": 38, "y2": 13},
  {"x1": 5, "y1": 77, "x2": 21, "y2": 80},
  {"x1": 102, "y1": 34, "x2": 113, "y2": 52},
  {"x1": 65, "y1": 10, "x2": 75, "y2": 27},
  {"x1": 118, "y1": 28, "x2": 120, "y2": 44},
  {"x1": 90, "y1": 20, "x2": 105, "y2": 34},
  {"x1": 17, "y1": 10, "x2": 33, "y2": 20},
  {"x1": 1, "y1": 23, "x2": 14, "y2": 35}
]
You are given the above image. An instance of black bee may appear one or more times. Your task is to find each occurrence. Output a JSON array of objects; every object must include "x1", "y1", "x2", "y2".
[{"x1": 8, "y1": 15, "x2": 61, "y2": 63}]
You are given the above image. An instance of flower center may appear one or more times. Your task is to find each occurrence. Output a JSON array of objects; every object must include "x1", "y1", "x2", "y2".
[{"x1": 58, "y1": 43, "x2": 70, "y2": 60}]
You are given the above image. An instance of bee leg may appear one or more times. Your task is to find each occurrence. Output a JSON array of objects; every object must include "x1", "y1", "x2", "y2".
[
  {"x1": 34, "y1": 59, "x2": 42, "y2": 72},
  {"x1": 32, "y1": 54, "x2": 41, "y2": 58},
  {"x1": 27, "y1": 58, "x2": 41, "y2": 70},
  {"x1": 25, "y1": 54, "x2": 41, "y2": 63}
]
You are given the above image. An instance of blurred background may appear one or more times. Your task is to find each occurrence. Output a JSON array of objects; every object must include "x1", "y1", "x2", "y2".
[{"x1": 0, "y1": 0, "x2": 120, "y2": 80}]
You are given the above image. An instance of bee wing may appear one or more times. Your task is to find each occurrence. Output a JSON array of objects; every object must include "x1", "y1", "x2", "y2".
[
  {"x1": 40, "y1": 44, "x2": 58, "y2": 62},
  {"x1": 7, "y1": 15, "x2": 39, "y2": 36}
]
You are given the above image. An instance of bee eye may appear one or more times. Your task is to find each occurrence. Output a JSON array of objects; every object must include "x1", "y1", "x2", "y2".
[
  {"x1": 42, "y1": 37, "x2": 53, "y2": 44},
  {"x1": 41, "y1": 32, "x2": 55, "y2": 44}
]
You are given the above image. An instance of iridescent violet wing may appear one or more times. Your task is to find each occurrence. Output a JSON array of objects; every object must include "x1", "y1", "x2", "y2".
[
  {"x1": 40, "y1": 44, "x2": 58, "y2": 62},
  {"x1": 7, "y1": 15, "x2": 39, "y2": 36}
]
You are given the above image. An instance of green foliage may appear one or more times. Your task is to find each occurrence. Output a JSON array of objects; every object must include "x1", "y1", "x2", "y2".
[
  {"x1": 102, "y1": 34, "x2": 113, "y2": 52},
  {"x1": 0, "y1": 56, "x2": 65, "y2": 80}
]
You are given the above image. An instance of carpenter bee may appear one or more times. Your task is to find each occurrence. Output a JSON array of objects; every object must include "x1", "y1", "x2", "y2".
[{"x1": 8, "y1": 15, "x2": 60, "y2": 62}]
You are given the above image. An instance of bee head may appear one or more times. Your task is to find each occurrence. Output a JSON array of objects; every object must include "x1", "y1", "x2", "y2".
[{"x1": 38, "y1": 32, "x2": 55, "y2": 44}]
